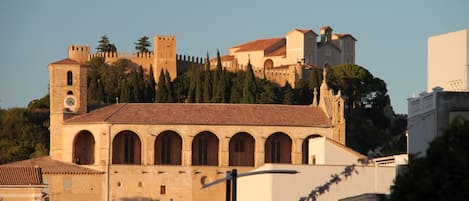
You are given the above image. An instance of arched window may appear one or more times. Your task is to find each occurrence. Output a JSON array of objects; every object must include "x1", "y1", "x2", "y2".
[
  {"x1": 229, "y1": 132, "x2": 255, "y2": 166},
  {"x1": 302, "y1": 134, "x2": 322, "y2": 164},
  {"x1": 192, "y1": 131, "x2": 218, "y2": 166},
  {"x1": 112, "y1": 131, "x2": 141, "y2": 165},
  {"x1": 265, "y1": 132, "x2": 292, "y2": 164},
  {"x1": 264, "y1": 59, "x2": 274, "y2": 69},
  {"x1": 67, "y1": 71, "x2": 73, "y2": 86},
  {"x1": 73, "y1": 131, "x2": 95, "y2": 165},
  {"x1": 154, "y1": 131, "x2": 182, "y2": 165}
]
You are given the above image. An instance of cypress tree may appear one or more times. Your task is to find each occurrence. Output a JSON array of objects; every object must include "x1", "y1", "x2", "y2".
[
  {"x1": 203, "y1": 53, "x2": 212, "y2": 102},
  {"x1": 212, "y1": 50, "x2": 224, "y2": 102},
  {"x1": 164, "y1": 70, "x2": 174, "y2": 102},
  {"x1": 241, "y1": 60, "x2": 257, "y2": 103},
  {"x1": 195, "y1": 70, "x2": 203, "y2": 103},
  {"x1": 120, "y1": 79, "x2": 131, "y2": 103},
  {"x1": 146, "y1": 65, "x2": 156, "y2": 102},
  {"x1": 156, "y1": 69, "x2": 167, "y2": 102},
  {"x1": 282, "y1": 81, "x2": 294, "y2": 104},
  {"x1": 187, "y1": 66, "x2": 197, "y2": 103}
]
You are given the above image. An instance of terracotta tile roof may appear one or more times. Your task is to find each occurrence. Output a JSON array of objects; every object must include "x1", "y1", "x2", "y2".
[
  {"x1": 232, "y1": 38, "x2": 285, "y2": 52},
  {"x1": 211, "y1": 55, "x2": 235, "y2": 62},
  {"x1": 266, "y1": 45, "x2": 286, "y2": 57},
  {"x1": 1, "y1": 157, "x2": 104, "y2": 175},
  {"x1": 0, "y1": 166, "x2": 43, "y2": 185},
  {"x1": 334, "y1": 34, "x2": 357, "y2": 41},
  {"x1": 294, "y1": 29, "x2": 318, "y2": 35},
  {"x1": 320, "y1": 26, "x2": 333, "y2": 31},
  {"x1": 51, "y1": 58, "x2": 80, "y2": 65},
  {"x1": 65, "y1": 103, "x2": 332, "y2": 127}
]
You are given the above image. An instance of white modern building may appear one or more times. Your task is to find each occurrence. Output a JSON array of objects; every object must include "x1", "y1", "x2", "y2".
[
  {"x1": 407, "y1": 88, "x2": 469, "y2": 157},
  {"x1": 236, "y1": 137, "x2": 406, "y2": 201},
  {"x1": 427, "y1": 29, "x2": 469, "y2": 92}
]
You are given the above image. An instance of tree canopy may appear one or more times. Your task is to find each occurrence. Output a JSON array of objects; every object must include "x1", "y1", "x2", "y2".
[
  {"x1": 134, "y1": 36, "x2": 151, "y2": 53},
  {"x1": 0, "y1": 95, "x2": 50, "y2": 164},
  {"x1": 389, "y1": 117, "x2": 469, "y2": 201},
  {"x1": 96, "y1": 35, "x2": 117, "y2": 53}
]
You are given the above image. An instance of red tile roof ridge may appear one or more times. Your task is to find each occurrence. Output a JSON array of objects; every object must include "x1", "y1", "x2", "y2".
[
  {"x1": 232, "y1": 37, "x2": 284, "y2": 52},
  {"x1": 334, "y1": 33, "x2": 357, "y2": 41},
  {"x1": 65, "y1": 103, "x2": 332, "y2": 127},
  {"x1": 1, "y1": 156, "x2": 104, "y2": 175}
]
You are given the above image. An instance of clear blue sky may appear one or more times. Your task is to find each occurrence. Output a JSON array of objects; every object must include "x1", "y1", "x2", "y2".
[{"x1": 1, "y1": 0, "x2": 468, "y2": 114}]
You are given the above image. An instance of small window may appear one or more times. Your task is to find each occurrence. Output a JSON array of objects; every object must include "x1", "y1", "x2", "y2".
[
  {"x1": 67, "y1": 71, "x2": 73, "y2": 86},
  {"x1": 67, "y1": 91, "x2": 73, "y2": 95},
  {"x1": 160, "y1": 185, "x2": 166, "y2": 195},
  {"x1": 64, "y1": 179, "x2": 71, "y2": 190}
]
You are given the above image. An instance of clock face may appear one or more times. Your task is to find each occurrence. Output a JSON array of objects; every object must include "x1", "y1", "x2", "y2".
[{"x1": 65, "y1": 96, "x2": 76, "y2": 107}]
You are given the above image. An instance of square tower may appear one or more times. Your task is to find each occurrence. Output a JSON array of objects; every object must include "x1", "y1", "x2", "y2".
[
  {"x1": 154, "y1": 35, "x2": 177, "y2": 81},
  {"x1": 48, "y1": 58, "x2": 88, "y2": 160}
]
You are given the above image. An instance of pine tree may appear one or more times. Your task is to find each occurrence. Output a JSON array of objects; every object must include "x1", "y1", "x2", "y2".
[
  {"x1": 97, "y1": 35, "x2": 117, "y2": 53},
  {"x1": 134, "y1": 36, "x2": 151, "y2": 53},
  {"x1": 241, "y1": 60, "x2": 257, "y2": 103},
  {"x1": 146, "y1": 65, "x2": 156, "y2": 102}
]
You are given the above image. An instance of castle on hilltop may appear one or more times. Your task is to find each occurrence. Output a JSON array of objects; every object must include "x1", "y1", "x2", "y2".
[
  {"x1": 67, "y1": 26, "x2": 356, "y2": 87},
  {"x1": 211, "y1": 26, "x2": 356, "y2": 87},
  {"x1": 68, "y1": 35, "x2": 205, "y2": 82}
]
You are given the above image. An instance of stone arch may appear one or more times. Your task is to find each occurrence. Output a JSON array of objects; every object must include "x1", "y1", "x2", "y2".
[
  {"x1": 192, "y1": 131, "x2": 219, "y2": 166},
  {"x1": 264, "y1": 59, "x2": 274, "y2": 69},
  {"x1": 154, "y1": 130, "x2": 182, "y2": 165},
  {"x1": 72, "y1": 130, "x2": 95, "y2": 165},
  {"x1": 229, "y1": 132, "x2": 255, "y2": 166},
  {"x1": 302, "y1": 134, "x2": 322, "y2": 164},
  {"x1": 265, "y1": 132, "x2": 292, "y2": 164},
  {"x1": 112, "y1": 130, "x2": 142, "y2": 165}
]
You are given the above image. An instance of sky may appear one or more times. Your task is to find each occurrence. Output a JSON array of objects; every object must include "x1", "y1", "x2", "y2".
[{"x1": 0, "y1": 0, "x2": 468, "y2": 114}]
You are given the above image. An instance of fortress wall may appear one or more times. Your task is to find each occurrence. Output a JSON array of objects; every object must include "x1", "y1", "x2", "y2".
[
  {"x1": 88, "y1": 52, "x2": 155, "y2": 73},
  {"x1": 176, "y1": 54, "x2": 205, "y2": 75},
  {"x1": 254, "y1": 67, "x2": 296, "y2": 87}
]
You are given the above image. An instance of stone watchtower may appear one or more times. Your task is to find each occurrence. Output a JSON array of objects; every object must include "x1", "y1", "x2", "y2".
[
  {"x1": 48, "y1": 55, "x2": 88, "y2": 160},
  {"x1": 68, "y1": 45, "x2": 90, "y2": 64},
  {"x1": 153, "y1": 35, "x2": 177, "y2": 80}
]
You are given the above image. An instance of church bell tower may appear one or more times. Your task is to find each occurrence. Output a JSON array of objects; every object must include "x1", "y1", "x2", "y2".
[{"x1": 48, "y1": 55, "x2": 88, "y2": 160}]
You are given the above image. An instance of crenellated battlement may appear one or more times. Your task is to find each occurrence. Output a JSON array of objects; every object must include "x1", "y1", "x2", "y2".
[
  {"x1": 69, "y1": 45, "x2": 90, "y2": 52},
  {"x1": 154, "y1": 35, "x2": 176, "y2": 41},
  {"x1": 88, "y1": 51, "x2": 154, "y2": 60},
  {"x1": 176, "y1": 54, "x2": 204, "y2": 64}
]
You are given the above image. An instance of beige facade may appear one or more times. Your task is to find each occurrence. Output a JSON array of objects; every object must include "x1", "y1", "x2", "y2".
[
  {"x1": 213, "y1": 26, "x2": 356, "y2": 87},
  {"x1": 427, "y1": 29, "x2": 469, "y2": 92},
  {"x1": 43, "y1": 38, "x2": 349, "y2": 201}
]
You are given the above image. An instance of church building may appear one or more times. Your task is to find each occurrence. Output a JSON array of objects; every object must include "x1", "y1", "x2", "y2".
[{"x1": 39, "y1": 44, "x2": 346, "y2": 200}]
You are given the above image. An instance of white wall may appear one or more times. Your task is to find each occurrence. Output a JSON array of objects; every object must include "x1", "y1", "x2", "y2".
[
  {"x1": 237, "y1": 164, "x2": 396, "y2": 201},
  {"x1": 308, "y1": 137, "x2": 363, "y2": 165},
  {"x1": 428, "y1": 29, "x2": 469, "y2": 92}
]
